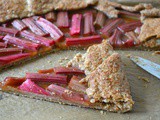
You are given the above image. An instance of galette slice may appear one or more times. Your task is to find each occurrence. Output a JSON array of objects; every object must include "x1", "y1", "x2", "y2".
[{"x1": 0, "y1": 41, "x2": 134, "y2": 113}]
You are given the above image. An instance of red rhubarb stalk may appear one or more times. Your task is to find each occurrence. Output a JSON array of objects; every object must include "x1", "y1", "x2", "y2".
[
  {"x1": 47, "y1": 84, "x2": 90, "y2": 105},
  {"x1": 0, "y1": 48, "x2": 23, "y2": 55},
  {"x1": 0, "y1": 53, "x2": 31, "y2": 64},
  {"x1": 109, "y1": 29, "x2": 123, "y2": 47},
  {"x1": 54, "y1": 67, "x2": 84, "y2": 75},
  {"x1": 12, "y1": 19, "x2": 28, "y2": 31},
  {"x1": 20, "y1": 30, "x2": 55, "y2": 46},
  {"x1": 38, "y1": 68, "x2": 54, "y2": 74},
  {"x1": 19, "y1": 79, "x2": 50, "y2": 96},
  {"x1": 22, "y1": 18, "x2": 47, "y2": 36},
  {"x1": 100, "y1": 18, "x2": 124, "y2": 37},
  {"x1": 3, "y1": 77, "x2": 26, "y2": 87},
  {"x1": 68, "y1": 76, "x2": 87, "y2": 93},
  {"x1": 119, "y1": 10, "x2": 140, "y2": 20},
  {"x1": 124, "y1": 39, "x2": 135, "y2": 47},
  {"x1": 0, "y1": 27, "x2": 19, "y2": 36},
  {"x1": 94, "y1": 11, "x2": 106, "y2": 28},
  {"x1": 3, "y1": 35, "x2": 40, "y2": 51},
  {"x1": 66, "y1": 35, "x2": 102, "y2": 46},
  {"x1": 118, "y1": 21, "x2": 142, "y2": 33},
  {"x1": 57, "y1": 11, "x2": 69, "y2": 28},
  {"x1": 26, "y1": 73, "x2": 68, "y2": 85},
  {"x1": 36, "y1": 18, "x2": 64, "y2": 42},
  {"x1": 0, "y1": 36, "x2": 4, "y2": 40},
  {"x1": 70, "y1": 14, "x2": 82, "y2": 36},
  {"x1": 0, "y1": 42, "x2": 7, "y2": 48},
  {"x1": 83, "y1": 12, "x2": 95, "y2": 35},
  {"x1": 45, "y1": 12, "x2": 56, "y2": 22}
]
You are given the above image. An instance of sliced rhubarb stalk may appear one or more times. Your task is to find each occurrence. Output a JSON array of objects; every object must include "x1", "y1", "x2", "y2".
[
  {"x1": 0, "y1": 27, "x2": 19, "y2": 36},
  {"x1": 66, "y1": 35, "x2": 102, "y2": 46},
  {"x1": 12, "y1": 19, "x2": 28, "y2": 31},
  {"x1": 22, "y1": 18, "x2": 47, "y2": 36},
  {"x1": 83, "y1": 12, "x2": 95, "y2": 35},
  {"x1": 54, "y1": 67, "x2": 84, "y2": 75},
  {"x1": 109, "y1": 29, "x2": 123, "y2": 47},
  {"x1": 94, "y1": 11, "x2": 106, "y2": 28},
  {"x1": 38, "y1": 68, "x2": 54, "y2": 74},
  {"x1": 119, "y1": 10, "x2": 140, "y2": 19},
  {"x1": 26, "y1": 73, "x2": 68, "y2": 85},
  {"x1": 124, "y1": 39, "x2": 135, "y2": 47},
  {"x1": 70, "y1": 14, "x2": 82, "y2": 36},
  {"x1": 45, "y1": 12, "x2": 56, "y2": 22},
  {"x1": 0, "y1": 53, "x2": 31, "y2": 64},
  {"x1": 57, "y1": 11, "x2": 69, "y2": 28},
  {"x1": 2, "y1": 77, "x2": 26, "y2": 88},
  {"x1": 36, "y1": 18, "x2": 64, "y2": 42},
  {"x1": 0, "y1": 42, "x2": 7, "y2": 48},
  {"x1": 0, "y1": 48, "x2": 23, "y2": 55},
  {"x1": 20, "y1": 30, "x2": 55, "y2": 46},
  {"x1": 47, "y1": 84, "x2": 90, "y2": 105},
  {"x1": 68, "y1": 76, "x2": 87, "y2": 93},
  {"x1": 19, "y1": 79, "x2": 50, "y2": 96},
  {"x1": 100, "y1": 18, "x2": 124, "y2": 37},
  {"x1": 3, "y1": 35, "x2": 40, "y2": 51},
  {"x1": 118, "y1": 21, "x2": 142, "y2": 33},
  {"x1": 0, "y1": 36, "x2": 4, "y2": 40}
]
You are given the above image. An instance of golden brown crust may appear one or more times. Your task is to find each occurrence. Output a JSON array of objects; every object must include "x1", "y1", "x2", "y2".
[
  {"x1": 140, "y1": 8, "x2": 160, "y2": 21},
  {"x1": 0, "y1": 0, "x2": 98, "y2": 23},
  {"x1": 94, "y1": 0, "x2": 153, "y2": 18},
  {"x1": 85, "y1": 53, "x2": 134, "y2": 112},
  {"x1": 138, "y1": 18, "x2": 160, "y2": 42},
  {"x1": 121, "y1": 3, "x2": 152, "y2": 12},
  {"x1": 143, "y1": 38, "x2": 160, "y2": 48},
  {"x1": 0, "y1": 0, "x2": 29, "y2": 22},
  {"x1": 68, "y1": 41, "x2": 134, "y2": 112},
  {"x1": 67, "y1": 41, "x2": 113, "y2": 75},
  {"x1": 94, "y1": 0, "x2": 119, "y2": 18}
]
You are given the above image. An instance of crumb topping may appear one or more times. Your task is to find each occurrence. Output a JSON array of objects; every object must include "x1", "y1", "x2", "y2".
[
  {"x1": 67, "y1": 40, "x2": 113, "y2": 75},
  {"x1": 138, "y1": 18, "x2": 160, "y2": 42},
  {"x1": 67, "y1": 41, "x2": 134, "y2": 112}
]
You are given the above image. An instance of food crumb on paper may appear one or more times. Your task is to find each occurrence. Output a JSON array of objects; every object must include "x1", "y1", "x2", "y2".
[
  {"x1": 100, "y1": 110, "x2": 105, "y2": 115},
  {"x1": 138, "y1": 76, "x2": 150, "y2": 83},
  {"x1": 126, "y1": 54, "x2": 131, "y2": 58},
  {"x1": 152, "y1": 51, "x2": 160, "y2": 55}
]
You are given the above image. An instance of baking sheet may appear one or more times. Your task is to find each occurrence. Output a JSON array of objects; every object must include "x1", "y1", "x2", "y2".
[{"x1": 0, "y1": 50, "x2": 160, "y2": 120}]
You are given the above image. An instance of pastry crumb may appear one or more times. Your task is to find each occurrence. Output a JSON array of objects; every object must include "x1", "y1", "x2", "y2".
[
  {"x1": 126, "y1": 54, "x2": 131, "y2": 58},
  {"x1": 152, "y1": 51, "x2": 160, "y2": 55},
  {"x1": 100, "y1": 110, "x2": 104, "y2": 115},
  {"x1": 143, "y1": 83, "x2": 148, "y2": 88},
  {"x1": 90, "y1": 99, "x2": 96, "y2": 103},
  {"x1": 138, "y1": 76, "x2": 150, "y2": 83},
  {"x1": 48, "y1": 60, "x2": 52, "y2": 64}
]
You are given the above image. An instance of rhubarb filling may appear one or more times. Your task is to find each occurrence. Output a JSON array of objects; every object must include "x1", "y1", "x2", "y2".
[{"x1": 0, "y1": 8, "x2": 155, "y2": 69}]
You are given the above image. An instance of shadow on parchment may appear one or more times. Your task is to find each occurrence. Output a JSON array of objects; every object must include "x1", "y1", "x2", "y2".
[{"x1": 122, "y1": 57, "x2": 148, "y2": 114}]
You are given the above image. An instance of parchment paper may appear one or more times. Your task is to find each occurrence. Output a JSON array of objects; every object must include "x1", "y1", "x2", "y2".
[{"x1": 0, "y1": 50, "x2": 160, "y2": 120}]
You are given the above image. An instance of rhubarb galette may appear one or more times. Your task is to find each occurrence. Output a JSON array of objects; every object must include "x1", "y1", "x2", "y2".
[
  {"x1": 0, "y1": 41, "x2": 134, "y2": 113},
  {"x1": 0, "y1": 0, "x2": 159, "y2": 71}
]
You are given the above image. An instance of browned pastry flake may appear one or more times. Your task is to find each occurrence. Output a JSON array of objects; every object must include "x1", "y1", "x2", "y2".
[{"x1": 138, "y1": 18, "x2": 160, "y2": 42}]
